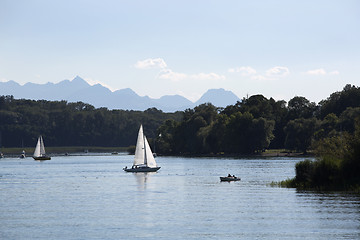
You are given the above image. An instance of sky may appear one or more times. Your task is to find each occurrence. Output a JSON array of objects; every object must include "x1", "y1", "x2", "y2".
[{"x1": 0, "y1": 0, "x2": 359, "y2": 103}]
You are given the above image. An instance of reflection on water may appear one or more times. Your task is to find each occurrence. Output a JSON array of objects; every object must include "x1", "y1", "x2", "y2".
[
  {"x1": 133, "y1": 172, "x2": 156, "y2": 190},
  {"x1": 1, "y1": 155, "x2": 360, "y2": 239}
]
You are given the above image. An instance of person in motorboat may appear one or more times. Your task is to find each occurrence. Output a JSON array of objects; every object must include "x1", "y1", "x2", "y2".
[{"x1": 220, "y1": 174, "x2": 240, "y2": 181}]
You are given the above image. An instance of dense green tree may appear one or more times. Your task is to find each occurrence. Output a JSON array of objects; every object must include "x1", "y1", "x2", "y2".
[
  {"x1": 206, "y1": 114, "x2": 228, "y2": 154},
  {"x1": 319, "y1": 84, "x2": 360, "y2": 118},
  {"x1": 284, "y1": 117, "x2": 360, "y2": 190},
  {"x1": 284, "y1": 118, "x2": 320, "y2": 153},
  {"x1": 342, "y1": 118, "x2": 360, "y2": 185},
  {"x1": 156, "y1": 119, "x2": 178, "y2": 154},
  {"x1": 338, "y1": 107, "x2": 360, "y2": 133},
  {"x1": 221, "y1": 101, "x2": 241, "y2": 116},
  {"x1": 175, "y1": 103, "x2": 219, "y2": 154},
  {"x1": 240, "y1": 95, "x2": 273, "y2": 119},
  {"x1": 287, "y1": 96, "x2": 316, "y2": 120},
  {"x1": 223, "y1": 112, "x2": 274, "y2": 154},
  {"x1": 313, "y1": 113, "x2": 339, "y2": 140},
  {"x1": 269, "y1": 99, "x2": 288, "y2": 149},
  {"x1": 224, "y1": 112, "x2": 254, "y2": 153}
]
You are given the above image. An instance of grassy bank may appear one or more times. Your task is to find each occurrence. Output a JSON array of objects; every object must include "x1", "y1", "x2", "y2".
[
  {"x1": 272, "y1": 121, "x2": 360, "y2": 192},
  {"x1": 260, "y1": 149, "x2": 313, "y2": 157}
]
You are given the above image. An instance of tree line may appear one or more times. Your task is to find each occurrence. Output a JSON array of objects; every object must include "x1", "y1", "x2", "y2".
[
  {"x1": 1, "y1": 84, "x2": 359, "y2": 158},
  {"x1": 156, "y1": 84, "x2": 360, "y2": 156},
  {"x1": 0, "y1": 97, "x2": 182, "y2": 148},
  {"x1": 278, "y1": 116, "x2": 360, "y2": 190}
]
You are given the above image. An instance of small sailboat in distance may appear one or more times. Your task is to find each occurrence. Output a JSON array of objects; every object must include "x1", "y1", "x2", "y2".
[
  {"x1": 33, "y1": 136, "x2": 51, "y2": 160},
  {"x1": 123, "y1": 125, "x2": 160, "y2": 172}
]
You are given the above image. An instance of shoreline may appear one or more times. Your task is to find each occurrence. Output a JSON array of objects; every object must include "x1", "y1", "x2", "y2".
[
  {"x1": 157, "y1": 150, "x2": 314, "y2": 159},
  {"x1": 0, "y1": 147, "x2": 313, "y2": 159},
  {"x1": 0, "y1": 146, "x2": 128, "y2": 157}
]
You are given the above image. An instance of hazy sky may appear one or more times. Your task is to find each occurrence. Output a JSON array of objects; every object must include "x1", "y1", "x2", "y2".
[{"x1": 1, "y1": 0, "x2": 359, "y2": 102}]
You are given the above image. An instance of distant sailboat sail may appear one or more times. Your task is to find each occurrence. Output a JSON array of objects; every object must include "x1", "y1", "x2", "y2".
[
  {"x1": 33, "y1": 136, "x2": 51, "y2": 160},
  {"x1": 144, "y1": 136, "x2": 157, "y2": 168},
  {"x1": 33, "y1": 137, "x2": 42, "y2": 157},
  {"x1": 133, "y1": 125, "x2": 145, "y2": 166},
  {"x1": 124, "y1": 125, "x2": 160, "y2": 172}
]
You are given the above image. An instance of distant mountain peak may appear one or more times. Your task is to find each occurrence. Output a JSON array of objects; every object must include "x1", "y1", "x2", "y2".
[
  {"x1": 203, "y1": 88, "x2": 228, "y2": 94},
  {"x1": 0, "y1": 77, "x2": 241, "y2": 111},
  {"x1": 5, "y1": 80, "x2": 20, "y2": 86},
  {"x1": 73, "y1": 75, "x2": 83, "y2": 80},
  {"x1": 71, "y1": 76, "x2": 90, "y2": 87},
  {"x1": 195, "y1": 88, "x2": 240, "y2": 108},
  {"x1": 114, "y1": 88, "x2": 137, "y2": 96}
]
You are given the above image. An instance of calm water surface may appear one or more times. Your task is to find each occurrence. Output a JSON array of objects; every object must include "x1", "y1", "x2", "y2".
[{"x1": 1, "y1": 155, "x2": 360, "y2": 239}]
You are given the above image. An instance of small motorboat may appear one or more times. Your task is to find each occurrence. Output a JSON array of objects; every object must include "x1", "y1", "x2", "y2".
[
  {"x1": 123, "y1": 165, "x2": 161, "y2": 172},
  {"x1": 220, "y1": 176, "x2": 241, "y2": 182}
]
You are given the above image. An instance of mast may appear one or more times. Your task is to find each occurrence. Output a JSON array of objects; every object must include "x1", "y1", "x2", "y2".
[
  {"x1": 143, "y1": 134, "x2": 147, "y2": 166},
  {"x1": 40, "y1": 136, "x2": 44, "y2": 156}
]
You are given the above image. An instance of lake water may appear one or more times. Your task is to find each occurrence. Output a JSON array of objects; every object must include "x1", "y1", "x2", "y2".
[{"x1": 1, "y1": 154, "x2": 360, "y2": 239}]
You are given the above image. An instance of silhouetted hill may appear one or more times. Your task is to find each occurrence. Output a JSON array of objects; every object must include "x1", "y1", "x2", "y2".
[
  {"x1": 0, "y1": 76, "x2": 240, "y2": 111},
  {"x1": 195, "y1": 88, "x2": 240, "y2": 107}
]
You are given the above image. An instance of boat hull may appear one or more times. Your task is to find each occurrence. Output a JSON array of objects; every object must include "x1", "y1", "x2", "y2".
[
  {"x1": 33, "y1": 156, "x2": 51, "y2": 161},
  {"x1": 220, "y1": 177, "x2": 241, "y2": 181},
  {"x1": 124, "y1": 166, "x2": 161, "y2": 172}
]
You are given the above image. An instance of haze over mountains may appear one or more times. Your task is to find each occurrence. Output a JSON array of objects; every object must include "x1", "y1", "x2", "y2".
[{"x1": 0, "y1": 76, "x2": 240, "y2": 112}]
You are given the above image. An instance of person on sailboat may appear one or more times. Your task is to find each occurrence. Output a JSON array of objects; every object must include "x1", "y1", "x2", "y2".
[{"x1": 20, "y1": 150, "x2": 26, "y2": 158}]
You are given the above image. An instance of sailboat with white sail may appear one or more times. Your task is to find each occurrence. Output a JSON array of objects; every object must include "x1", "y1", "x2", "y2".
[
  {"x1": 123, "y1": 125, "x2": 160, "y2": 172},
  {"x1": 33, "y1": 136, "x2": 51, "y2": 160}
]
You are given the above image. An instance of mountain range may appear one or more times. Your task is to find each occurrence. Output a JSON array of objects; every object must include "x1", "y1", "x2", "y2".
[{"x1": 0, "y1": 76, "x2": 240, "y2": 112}]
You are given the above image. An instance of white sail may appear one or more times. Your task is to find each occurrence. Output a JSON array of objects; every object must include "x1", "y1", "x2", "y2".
[
  {"x1": 133, "y1": 125, "x2": 145, "y2": 166},
  {"x1": 33, "y1": 137, "x2": 41, "y2": 157},
  {"x1": 39, "y1": 136, "x2": 46, "y2": 156},
  {"x1": 132, "y1": 125, "x2": 157, "y2": 168},
  {"x1": 124, "y1": 124, "x2": 160, "y2": 172},
  {"x1": 33, "y1": 136, "x2": 46, "y2": 157},
  {"x1": 144, "y1": 136, "x2": 157, "y2": 168}
]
